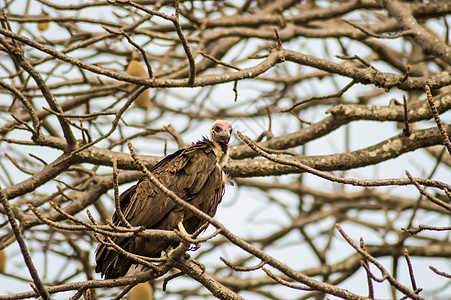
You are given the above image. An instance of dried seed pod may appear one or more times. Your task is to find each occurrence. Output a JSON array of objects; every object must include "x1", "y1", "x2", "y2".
[
  {"x1": 130, "y1": 282, "x2": 153, "y2": 300},
  {"x1": 126, "y1": 60, "x2": 150, "y2": 110},
  {"x1": 0, "y1": 249, "x2": 6, "y2": 273},
  {"x1": 37, "y1": 21, "x2": 50, "y2": 31}
]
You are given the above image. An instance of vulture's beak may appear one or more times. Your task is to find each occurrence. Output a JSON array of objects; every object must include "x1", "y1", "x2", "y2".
[{"x1": 217, "y1": 130, "x2": 231, "y2": 143}]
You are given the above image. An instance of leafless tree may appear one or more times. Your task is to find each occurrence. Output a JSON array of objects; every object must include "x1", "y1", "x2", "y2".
[{"x1": 0, "y1": 0, "x2": 450, "y2": 299}]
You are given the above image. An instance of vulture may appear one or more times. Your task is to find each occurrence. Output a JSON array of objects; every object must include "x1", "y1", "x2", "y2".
[{"x1": 95, "y1": 120, "x2": 233, "y2": 279}]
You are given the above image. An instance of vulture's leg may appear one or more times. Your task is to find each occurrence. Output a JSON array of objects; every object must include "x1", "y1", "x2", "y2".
[{"x1": 176, "y1": 221, "x2": 200, "y2": 257}]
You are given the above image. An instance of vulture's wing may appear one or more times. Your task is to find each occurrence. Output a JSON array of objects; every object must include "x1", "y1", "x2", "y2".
[{"x1": 115, "y1": 140, "x2": 220, "y2": 227}]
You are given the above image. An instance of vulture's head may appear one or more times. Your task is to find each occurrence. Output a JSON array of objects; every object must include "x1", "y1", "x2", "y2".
[{"x1": 210, "y1": 120, "x2": 232, "y2": 145}]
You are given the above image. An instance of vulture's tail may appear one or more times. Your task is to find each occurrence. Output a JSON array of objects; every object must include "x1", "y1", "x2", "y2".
[{"x1": 95, "y1": 236, "x2": 133, "y2": 279}]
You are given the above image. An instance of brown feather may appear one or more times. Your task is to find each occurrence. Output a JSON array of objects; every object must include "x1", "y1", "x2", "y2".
[{"x1": 95, "y1": 129, "x2": 230, "y2": 279}]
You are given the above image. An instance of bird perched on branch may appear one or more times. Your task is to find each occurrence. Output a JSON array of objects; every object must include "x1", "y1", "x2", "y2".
[{"x1": 95, "y1": 120, "x2": 233, "y2": 279}]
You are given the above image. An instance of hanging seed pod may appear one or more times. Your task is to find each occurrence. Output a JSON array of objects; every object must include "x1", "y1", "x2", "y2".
[{"x1": 126, "y1": 60, "x2": 150, "y2": 110}]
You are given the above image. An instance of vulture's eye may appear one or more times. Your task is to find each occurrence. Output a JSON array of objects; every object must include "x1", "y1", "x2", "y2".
[{"x1": 214, "y1": 125, "x2": 221, "y2": 132}]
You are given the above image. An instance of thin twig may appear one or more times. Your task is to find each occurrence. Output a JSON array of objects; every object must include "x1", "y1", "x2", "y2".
[
  {"x1": 8, "y1": 111, "x2": 36, "y2": 134},
  {"x1": 28, "y1": 153, "x2": 48, "y2": 165},
  {"x1": 282, "y1": 80, "x2": 356, "y2": 112},
  {"x1": 266, "y1": 104, "x2": 272, "y2": 134},
  {"x1": 113, "y1": 156, "x2": 132, "y2": 228},
  {"x1": 406, "y1": 170, "x2": 451, "y2": 212},
  {"x1": 28, "y1": 203, "x2": 145, "y2": 237},
  {"x1": 399, "y1": 288, "x2": 423, "y2": 300},
  {"x1": 273, "y1": 27, "x2": 282, "y2": 50},
  {"x1": 360, "y1": 238, "x2": 374, "y2": 299},
  {"x1": 425, "y1": 84, "x2": 451, "y2": 156},
  {"x1": 175, "y1": 227, "x2": 222, "y2": 244},
  {"x1": 0, "y1": 79, "x2": 40, "y2": 132},
  {"x1": 104, "y1": 219, "x2": 143, "y2": 234},
  {"x1": 336, "y1": 55, "x2": 372, "y2": 68},
  {"x1": 342, "y1": 19, "x2": 413, "y2": 39},
  {"x1": 172, "y1": 0, "x2": 195, "y2": 85},
  {"x1": 4, "y1": 153, "x2": 34, "y2": 175},
  {"x1": 402, "y1": 94, "x2": 410, "y2": 136},
  {"x1": 164, "y1": 124, "x2": 187, "y2": 148},
  {"x1": 404, "y1": 248, "x2": 418, "y2": 292},
  {"x1": 262, "y1": 267, "x2": 312, "y2": 290},
  {"x1": 101, "y1": 25, "x2": 153, "y2": 78},
  {"x1": 429, "y1": 266, "x2": 451, "y2": 279},
  {"x1": 199, "y1": 52, "x2": 241, "y2": 71},
  {"x1": 400, "y1": 64, "x2": 410, "y2": 84},
  {"x1": 42, "y1": 107, "x2": 117, "y2": 119},
  {"x1": 400, "y1": 289, "x2": 423, "y2": 300},
  {"x1": 162, "y1": 271, "x2": 184, "y2": 291},
  {"x1": 401, "y1": 224, "x2": 451, "y2": 235},
  {"x1": 53, "y1": 85, "x2": 147, "y2": 168},
  {"x1": 112, "y1": 285, "x2": 134, "y2": 300},
  {"x1": 233, "y1": 80, "x2": 238, "y2": 102},
  {"x1": 404, "y1": 145, "x2": 446, "y2": 231},
  {"x1": 94, "y1": 233, "x2": 161, "y2": 269},
  {"x1": 445, "y1": 188, "x2": 451, "y2": 199},
  {"x1": 220, "y1": 257, "x2": 265, "y2": 272},
  {"x1": 335, "y1": 224, "x2": 424, "y2": 300},
  {"x1": 5, "y1": 40, "x2": 77, "y2": 146},
  {"x1": 360, "y1": 260, "x2": 388, "y2": 282},
  {"x1": 191, "y1": 222, "x2": 210, "y2": 238},
  {"x1": 0, "y1": 187, "x2": 51, "y2": 299}
]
